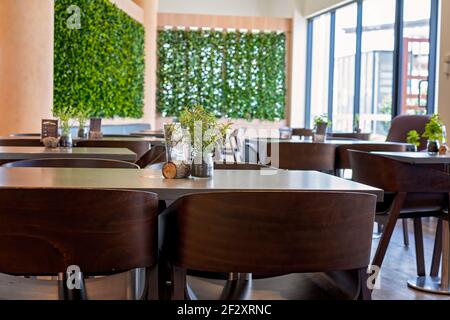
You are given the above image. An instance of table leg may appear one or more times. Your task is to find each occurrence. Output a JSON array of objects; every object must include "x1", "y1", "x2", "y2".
[{"x1": 407, "y1": 219, "x2": 450, "y2": 295}]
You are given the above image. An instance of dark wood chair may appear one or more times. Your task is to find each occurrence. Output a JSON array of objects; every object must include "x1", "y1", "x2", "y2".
[
  {"x1": 337, "y1": 144, "x2": 409, "y2": 245},
  {"x1": 337, "y1": 144, "x2": 408, "y2": 171},
  {"x1": 266, "y1": 142, "x2": 336, "y2": 172},
  {"x1": 0, "y1": 138, "x2": 43, "y2": 147},
  {"x1": 76, "y1": 139, "x2": 150, "y2": 159},
  {"x1": 136, "y1": 145, "x2": 167, "y2": 169},
  {"x1": 292, "y1": 128, "x2": 314, "y2": 137},
  {"x1": 3, "y1": 158, "x2": 139, "y2": 169},
  {"x1": 349, "y1": 150, "x2": 447, "y2": 276},
  {"x1": 160, "y1": 192, "x2": 377, "y2": 300},
  {"x1": 386, "y1": 115, "x2": 431, "y2": 151},
  {"x1": 229, "y1": 128, "x2": 247, "y2": 163},
  {"x1": 0, "y1": 188, "x2": 159, "y2": 300}
]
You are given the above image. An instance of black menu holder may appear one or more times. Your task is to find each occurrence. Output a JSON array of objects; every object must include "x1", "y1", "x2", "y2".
[
  {"x1": 88, "y1": 118, "x2": 103, "y2": 139},
  {"x1": 41, "y1": 119, "x2": 59, "y2": 148}
]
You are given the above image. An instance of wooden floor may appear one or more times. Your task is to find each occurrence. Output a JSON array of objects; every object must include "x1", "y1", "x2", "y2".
[{"x1": 187, "y1": 218, "x2": 450, "y2": 300}]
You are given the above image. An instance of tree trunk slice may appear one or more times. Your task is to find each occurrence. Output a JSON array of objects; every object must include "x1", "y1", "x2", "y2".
[{"x1": 162, "y1": 161, "x2": 191, "y2": 179}]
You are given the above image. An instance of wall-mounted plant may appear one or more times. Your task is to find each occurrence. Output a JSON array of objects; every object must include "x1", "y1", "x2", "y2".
[
  {"x1": 157, "y1": 29, "x2": 286, "y2": 121},
  {"x1": 54, "y1": 0, "x2": 145, "y2": 119},
  {"x1": 407, "y1": 130, "x2": 421, "y2": 151}
]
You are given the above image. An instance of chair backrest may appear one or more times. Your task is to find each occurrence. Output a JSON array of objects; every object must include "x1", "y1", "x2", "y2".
[
  {"x1": 76, "y1": 140, "x2": 150, "y2": 159},
  {"x1": 292, "y1": 128, "x2": 314, "y2": 137},
  {"x1": 0, "y1": 188, "x2": 159, "y2": 275},
  {"x1": 0, "y1": 138, "x2": 43, "y2": 147},
  {"x1": 3, "y1": 158, "x2": 139, "y2": 169},
  {"x1": 229, "y1": 128, "x2": 246, "y2": 162},
  {"x1": 267, "y1": 142, "x2": 336, "y2": 171},
  {"x1": 336, "y1": 143, "x2": 408, "y2": 170},
  {"x1": 348, "y1": 150, "x2": 450, "y2": 193},
  {"x1": 161, "y1": 192, "x2": 376, "y2": 274},
  {"x1": 135, "y1": 145, "x2": 167, "y2": 169},
  {"x1": 386, "y1": 115, "x2": 431, "y2": 150}
]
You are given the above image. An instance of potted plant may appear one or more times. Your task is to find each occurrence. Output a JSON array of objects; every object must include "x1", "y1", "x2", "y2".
[
  {"x1": 422, "y1": 114, "x2": 444, "y2": 155},
  {"x1": 180, "y1": 105, "x2": 231, "y2": 178},
  {"x1": 53, "y1": 106, "x2": 74, "y2": 148},
  {"x1": 75, "y1": 108, "x2": 90, "y2": 139},
  {"x1": 407, "y1": 130, "x2": 421, "y2": 152},
  {"x1": 313, "y1": 114, "x2": 331, "y2": 142}
]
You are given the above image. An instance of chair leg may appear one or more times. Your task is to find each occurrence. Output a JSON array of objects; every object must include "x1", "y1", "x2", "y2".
[
  {"x1": 431, "y1": 218, "x2": 443, "y2": 277},
  {"x1": 372, "y1": 193, "x2": 406, "y2": 269},
  {"x1": 144, "y1": 266, "x2": 159, "y2": 300},
  {"x1": 172, "y1": 266, "x2": 187, "y2": 300},
  {"x1": 402, "y1": 219, "x2": 410, "y2": 247},
  {"x1": 413, "y1": 218, "x2": 426, "y2": 277},
  {"x1": 357, "y1": 268, "x2": 372, "y2": 300}
]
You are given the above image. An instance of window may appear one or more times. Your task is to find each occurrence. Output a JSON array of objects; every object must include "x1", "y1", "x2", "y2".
[
  {"x1": 309, "y1": 14, "x2": 331, "y2": 124},
  {"x1": 333, "y1": 4, "x2": 358, "y2": 132},
  {"x1": 401, "y1": 0, "x2": 433, "y2": 115},
  {"x1": 360, "y1": 0, "x2": 396, "y2": 137},
  {"x1": 305, "y1": 0, "x2": 439, "y2": 138}
]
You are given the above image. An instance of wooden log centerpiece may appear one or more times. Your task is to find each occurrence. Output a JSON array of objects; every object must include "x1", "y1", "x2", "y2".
[{"x1": 162, "y1": 161, "x2": 191, "y2": 179}]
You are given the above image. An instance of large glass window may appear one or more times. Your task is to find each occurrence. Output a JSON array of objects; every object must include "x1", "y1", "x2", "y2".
[
  {"x1": 309, "y1": 14, "x2": 331, "y2": 125},
  {"x1": 333, "y1": 4, "x2": 357, "y2": 132},
  {"x1": 360, "y1": 0, "x2": 396, "y2": 138},
  {"x1": 305, "y1": 0, "x2": 439, "y2": 138},
  {"x1": 402, "y1": 0, "x2": 432, "y2": 115}
]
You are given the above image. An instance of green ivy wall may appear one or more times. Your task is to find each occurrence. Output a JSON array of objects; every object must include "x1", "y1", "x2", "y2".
[
  {"x1": 54, "y1": 0, "x2": 145, "y2": 118},
  {"x1": 157, "y1": 30, "x2": 286, "y2": 121}
]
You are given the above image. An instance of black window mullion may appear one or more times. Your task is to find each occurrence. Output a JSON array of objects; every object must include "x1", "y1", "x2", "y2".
[
  {"x1": 328, "y1": 12, "x2": 336, "y2": 127},
  {"x1": 305, "y1": 19, "x2": 314, "y2": 128},
  {"x1": 427, "y1": 0, "x2": 439, "y2": 114},
  {"x1": 353, "y1": 0, "x2": 364, "y2": 122},
  {"x1": 393, "y1": 0, "x2": 405, "y2": 117}
]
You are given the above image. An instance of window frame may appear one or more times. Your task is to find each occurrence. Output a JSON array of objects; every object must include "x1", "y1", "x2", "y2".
[{"x1": 305, "y1": 0, "x2": 440, "y2": 129}]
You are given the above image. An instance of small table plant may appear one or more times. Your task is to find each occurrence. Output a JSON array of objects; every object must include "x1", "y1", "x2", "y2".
[
  {"x1": 313, "y1": 114, "x2": 331, "y2": 142},
  {"x1": 423, "y1": 114, "x2": 446, "y2": 155}
]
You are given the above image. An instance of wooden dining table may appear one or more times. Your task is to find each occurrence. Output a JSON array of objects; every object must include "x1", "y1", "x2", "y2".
[
  {"x1": 246, "y1": 137, "x2": 412, "y2": 170},
  {"x1": 372, "y1": 151, "x2": 450, "y2": 295},
  {"x1": 0, "y1": 168, "x2": 384, "y2": 202},
  {"x1": 0, "y1": 147, "x2": 137, "y2": 163},
  {"x1": 130, "y1": 130, "x2": 165, "y2": 138}
]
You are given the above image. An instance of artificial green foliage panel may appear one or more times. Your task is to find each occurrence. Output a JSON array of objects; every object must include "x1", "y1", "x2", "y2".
[
  {"x1": 54, "y1": 0, "x2": 145, "y2": 118},
  {"x1": 157, "y1": 30, "x2": 286, "y2": 121}
]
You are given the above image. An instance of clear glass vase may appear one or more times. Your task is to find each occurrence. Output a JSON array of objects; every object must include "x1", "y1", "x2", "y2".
[
  {"x1": 164, "y1": 123, "x2": 187, "y2": 162},
  {"x1": 191, "y1": 153, "x2": 214, "y2": 178}
]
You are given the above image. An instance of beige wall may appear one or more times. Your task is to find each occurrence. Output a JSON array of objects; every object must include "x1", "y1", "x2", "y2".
[
  {"x1": 438, "y1": 0, "x2": 450, "y2": 129},
  {"x1": 0, "y1": 0, "x2": 54, "y2": 135},
  {"x1": 158, "y1": 0, "x2": 295, "y2": 18}
]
